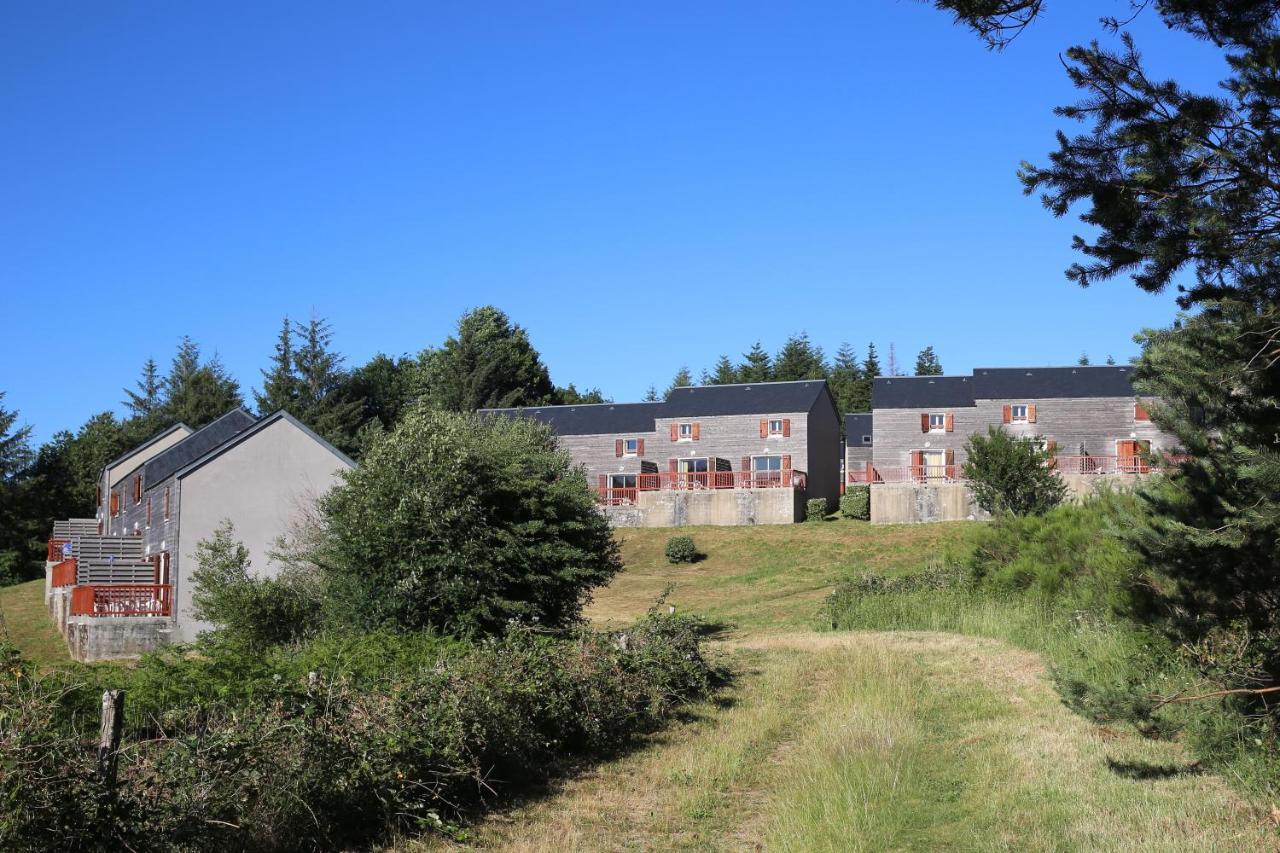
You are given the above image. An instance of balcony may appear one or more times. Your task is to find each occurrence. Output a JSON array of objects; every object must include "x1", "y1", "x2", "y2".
[
  {"x1": 596, "y1": 469, "x2": 808, "y2": 506},
  {"x1": 70, "y1": 584, "x2": 172, "y2": 618},
  {"x1": 848, "y1": 453, "x2": 1189, "y2": 485}
]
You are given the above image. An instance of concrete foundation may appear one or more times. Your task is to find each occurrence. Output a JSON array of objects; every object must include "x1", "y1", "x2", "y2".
[
  {"x1": 601, "y1": 487, "x2": 804, "y2": 528},
  {"x1": 871, "y1": 483, "x2": 988, "y2": 524},
  {"x1": 66, "y1": 616, "x2": 172, "y2": 663}
]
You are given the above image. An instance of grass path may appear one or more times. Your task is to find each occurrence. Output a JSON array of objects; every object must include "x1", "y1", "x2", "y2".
[
  {"x1": 406, "y1": 522, "x2": 1274, "y2": 850},
  {"x1": 420, "y1": 631, "x2": 1271, "y2": 851}
]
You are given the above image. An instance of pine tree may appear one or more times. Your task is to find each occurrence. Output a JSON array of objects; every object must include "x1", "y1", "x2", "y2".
[
  {"x1": 292, "y1": 316, "x2": 363, "y2": 451},
  {"x1": 415, "y1": 306, "x2": 555, "y2": 412},
  {"x1": 0, "y1": 393, "x2": 34, "y2": 583},
  {"x1": 863, "y1": 343, "x2": 881, "y2": 380},
  {"x1": 914, "y1": 346, "x2": 943, "y2": 376},
  {"x1": 343, "y1": 353, "x2": 411, "y2": 430},
  {"x1": 162, "y1": 337, "x2": 244, "y2": 428},
  {"x1": 665, "y1": 366, "x2": 693, "y2": 398},
  {"x1": 554, "y1": 384, "x2": 607, "y2": 404},
  {"x1": 828, "y1": 343, "x2": 864, "y2": 416},
  {"x1": 737, "y1": 342, "x2": 773, "y2": 383},
  {"x1": 642, "y1": 385, "x2": 660, "y2": 402},
  {"x1": 1106, "y1": 354, "x2": 1117, "y2": 365},
  {"x1": 123, "y1": 359, "x2": 163, "y2": 421},
  {"x1": 773, "y1": 333, "x2": 829, "y2": 382},
  {"x1": 255, "y1": 316, "x2": 300, "y2": 415},
  {"x1": 709, "y1": 355, "x2": 739, "y2": 385},
  {"x1": 1078, "y1": 352, "x2": 1091, "y2": 366}
]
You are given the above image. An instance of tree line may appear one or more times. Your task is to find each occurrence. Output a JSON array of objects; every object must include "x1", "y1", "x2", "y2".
[{"x1": 654, "y1": 339, "x2": 946, "y2": 415}]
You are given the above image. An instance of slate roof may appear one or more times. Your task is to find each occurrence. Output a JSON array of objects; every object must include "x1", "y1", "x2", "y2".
[
  {"x1": 873, "y1": 376, "x2": 976, "y2": 409},
  {"x1": 172, "y1": 410, "x2": 355, "y2": 480},
  {"x1": 103, "y1": 422, "x2": 192, "y2": 471},
  {"x1": 663, "y1": 380, "x2": 832, "y2": 418},
  {"x1": 143, "y1": 409, "x2": 258, "y2": 485},
  {"x1": 972, "y1": 365, "x2": 1138, "y2": 400},
  {"x1": 480, "y1": 402, "x2": 664, "y2": 436},
  {"x1": 844, "y1": 413, "x2": 873, "y2": 445}
]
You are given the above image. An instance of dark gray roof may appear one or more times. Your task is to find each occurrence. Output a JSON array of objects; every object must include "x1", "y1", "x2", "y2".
[
  {"x1": 663, "y1": 380, "x2": 831, "y2": 418},
  {"x1": 844, "y1": 413, "x2": 872, "y2": 443},
  {"x1": 873, "y1": 376, "x2": 976, "y2": 409},
  {"x1": 480, "y1": 402, "x2": 663, "y2": 436},
  {"x1": 173, "y1": 410, "x2": 355, "y2": 480},
  {"x1": 143, "y1": 409, "x2": 258, "y2": 485},
  {"x1": 972, "y1": 365, "x2": 1138, "y2": 400}
]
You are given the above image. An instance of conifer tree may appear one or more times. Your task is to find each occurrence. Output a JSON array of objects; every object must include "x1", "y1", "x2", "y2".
[
  {"x1": 292, "y1": 316, "x2": 363, "y2": 451},
  {"x1": 1078, "y1": 352, "x2": 1091, "y2": 366},
  {"x1": 709, "y1": 355, "x2": 739, "y2": 385},
  {"x1": 665, "y1": 366, "x2": 693, "y2": 397},
  {"x1": 737, "y1": 342, "x2": 773, "y2": 383},
  {"x1": 828, "y1": 343, "x2": 864, "y2": 416},
  {"x1": 162, "y1": 337, "x2": 243, "y2": 428},
  {"x1": 123, "y1": 359, "x2": 163, "y2": 422},
  {"x1": 415, "y1": 306, "x2": 555, "y2": 412},
  {"x1": 773, "y1": 333, "x2": 828, "y2": 381},
  {"x1": 642, "y1": 384, "x2": 660, "y2": 402},
  {"x1": 914, "y1": 346, "x2": 944, "y2": 376},
  {"x1": 255, "y1": 316, "x2": 300, "y2": 415}
]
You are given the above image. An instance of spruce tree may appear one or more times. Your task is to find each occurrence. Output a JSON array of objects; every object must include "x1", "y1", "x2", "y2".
[
  {"x1": 162, "y1": 337, "x2": 244, "y2": 428},
  {"x1": 828, "y1": 343, "x2": 864, "y2": 416},
  {"x1": 1078, "y1": 352, "x2": 1091, "y2": 366},
  {"x1": 255, "y1": 316, "x2": 300, "y2": 415},
  {"x1": 665, "y1": 366, "x2": 693, "y2": 397},
  {"x1": 0, "y1": 393, "x2": 34, "y2": 583},
  {"x1": 642, "y1": 384, "x2": 660, "y2": 402},
  {"x1": 292, "y1": 316, "x2": 363, "y2": 451},
  {"x1": 773, "y1": 333, "x2": 829, "y2": 381},
  {"x1": 914, "y1": 346, "x2": 944, "y2": 376},
  {"x1": 710, "y1": 355, "x2": 739, "y2": 385},
  {"x1": 737, "y1": 342, "x2": 773, "y2": 383},
  {"x1": 123, "y1": 359, "x2": 163, "y2": 422},
  {"x1": 415, "y1": 306, "x2": 555, "y2": 411}
]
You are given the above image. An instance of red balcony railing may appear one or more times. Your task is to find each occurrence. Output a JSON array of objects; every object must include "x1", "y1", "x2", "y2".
[
  {"x1": 848, "y1": 454, "x2": 1188, "y2": 484},
  {"x1": 70, "y1": 584, "x2": 172, "y2": 617},
  {"x1": 849, "y1": 465, "x2": 963, "y2": 484},
  {"x1": 47, "y1": 539, "x2": 70, "y2": 562},
  {"x1": 596, "y1": 469, "x2": 808, "y2": 505},
  {"x1": 51, "y1": 558, "x2": 76, "y2": 588}
]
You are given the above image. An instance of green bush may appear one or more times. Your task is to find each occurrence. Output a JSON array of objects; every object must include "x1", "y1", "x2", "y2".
[
  {"x1": 665, "y1": 536, "x2": 697, "y2": 564},
  {"x1": 0, "y1": 613, "x2": 717, "y2": 851},
  {"x1": 189, "y1": 521, "x2": 323, "y2": 646},
  {"x1": 962, "y1": 426, "x2": 1067, "y2": 516},
  {"x1": 840, "y1": 486, "x2": 870, "y2": 520},
  {"x1": 311, "y1": 407, "x2": 621, "y2": 635},
  {"x1": 805, "y1": 498, "x2": 827, "y2": 522}
]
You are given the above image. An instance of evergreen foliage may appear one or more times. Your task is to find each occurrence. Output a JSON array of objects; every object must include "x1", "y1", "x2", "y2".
[
  {"x1": 737, "y1": 342, "x2": 773, "y2": 383},
  {"x1": 840, "y1": 485, "x2": 871, "y2": 520},
  {"x1": 162, "y1": 337, "x2": 244, "y2": 429},
  {"x1": 415, "y1": 306, "x2": 555, "y2": 411},
  {"x1": 773, "y1": 333, "x2": 828, "y2": 381},
  {"x1": 914, "y1": 346, "x2": 944, "y2": 376},
  {"x1": 664, "y1": 366, "x2": 693, "y2": 397},
  {"x1": 962, "y1": 427, "x2": 1067, "y2": 517},
  {"x1": 827, "y1": 343, "x2": 864, "y2": 416}
]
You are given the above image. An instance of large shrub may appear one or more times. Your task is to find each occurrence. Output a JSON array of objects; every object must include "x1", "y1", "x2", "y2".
[
  {"x1": 962, "y1": 426, "x2": 1066, "y2": 517},
  {"x1": 665, "y1": 536, "x2": 697, "y2": 564},
  {"x1": 312, "y1": 408, "x2": 620, "y2": 635},
  {"x1": 840, "y1": 486, "x2": 870, "y2": 520},
  {"x1": 805, "y1": 498, "x2": 827, "y2": 522}
]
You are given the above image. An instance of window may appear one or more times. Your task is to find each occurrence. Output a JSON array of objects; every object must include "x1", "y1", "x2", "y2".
[
  {"x1": 145, "y1": 497, "x2": 151, "y2": 528},
  {"x1": 928, "y1": 413, "x2": 946, "y2": 432},
  {"x1": 1010, "y1": 404, "x2": 1029, "y2": 423},
  {"x1": 1134, "y1": 402, "x2": 1150, "y2": 421},
  {"x1": 623, "y1": 438, "x2": 638, "y2": 456},
  {"x1": 862, "y1": 434, "x2": 872, "y2": 445},
  {"x1": 678, "y1": 423, "x2": 693, "y2": 440},
  {"x1": 110, "y1": 492, "x2": 119, "y2": 516},
  {"x1": 163, "y1": 487, "x2": 171, "y2": 521},
  {"x1": 769, "y1": 419, "x2": 783, "y2": 436},
  {"x1": 610, "y1": 474, "x2": 637, "y2": 489}
]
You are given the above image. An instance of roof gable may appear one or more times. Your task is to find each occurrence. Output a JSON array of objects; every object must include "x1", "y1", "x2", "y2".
[
  {"x1": 143, "y1": 409, "x2": 258, "y2": 486},
  {"x1": 173, "y1": 410, "x2": 355, "y2": 480}
]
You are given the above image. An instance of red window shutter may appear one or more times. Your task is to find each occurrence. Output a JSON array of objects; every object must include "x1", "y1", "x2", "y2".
[
  {"x1": 135, "y1": 476, "x2": 142, "y2": 503},
  {"x1": 615, "y1": 439, "x2": 624, "y2": 457},
  {"x1": 1134, "y1": 402, "x2": 1149, "y2": 421},
  {"x1": 945, "y1": 448, "x2": 955, "y2": 470},
  {"x1": 636, "y1": 439, "x2": 644, "y2": 457},
  {"x1": 782, "y1": 454, "x2": 791, "y2": 471},
  {"x1": 152, "y1": 554, "x2": 161, "y2": 584},
  {"x1": 782, "y1": 418, "x2": 791, "y2": 437},
  {"x1": 945, "y1": 412, "x2": 954, "y2": 433},
  {"x1": 146, "y1": 499, "x2": 151, "y2": 526},
  {"x1": 920, "y1": 413, "x2": 929, "y2": 433},
  {"x1": 670, "y1": 423, "x2": 678, "y2": 441},
  {"x1": 598, "y1": 474, "x2": 607, "y2": 493},
  {"x1": 1046, "y1": 440, "x2": 1058, "y2": 468},
  {"x1": 164, "y1": 487, "x2": 170, "y2": 519},
  {"x1": 1002, "y1": 405, "x2": 1012, "y2": 424},
  {"x1": 110, "y1": 493, "x2": 119, "y2": 515},
  {"x1": 759, "y1": 419, "x2": 768, "y2": 438},
  {"x1": 692, "y1": 422, "x2": 701, "y2": 440},
  {"x1": 741, "y1": 456, "x2": 750, "y2": 473},
  {"x1": 1027, "y1": 404, "x2": 1037, "y2": 423},
  {"x1": 910, "y1": 450, "x2": 923, "y2": 471},
  {"x1": 668, "y1": 458, "x2": 678, "y2": 473}
]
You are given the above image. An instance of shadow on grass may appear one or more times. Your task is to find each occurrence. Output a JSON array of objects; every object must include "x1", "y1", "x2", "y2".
[{"x1": 1106, "y1": 757, "x2": 1203, "y2": 780}]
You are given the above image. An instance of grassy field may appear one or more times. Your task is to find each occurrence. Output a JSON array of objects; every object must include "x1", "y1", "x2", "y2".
[
  {"x1": 0, "y1": 579, "x2": 70, "y2": 666},
  {"x1": 589, "y1": 520, "x2": 977, "y2": 632},
  {"x1": 408, "y1": 520, "x2": 1275, "y2": 851}
]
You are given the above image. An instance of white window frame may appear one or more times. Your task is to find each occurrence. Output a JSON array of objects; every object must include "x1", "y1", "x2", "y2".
[
  {"x1": 751, "y1": 454, "x2": 783, "y2": 472},
  {"x1": 1010, "y1": 404, "x2": 1029, "y2": 423},
  {"x1": 768, "y1": 418, "x2": 784, "y2": 437},
  {"x1": 861, "y1": 434, "x2": 872, "y2": 445},
  {"x1": 609, "y1": 473, "x2": 637, "y2": 489},
  {"x1": 678, "y1": 422, "x2": 693, "y2": 441},
  {"x1": 622, "y1": 438, "x2": 638, "y2": 456},
  {"x1": 928, "y1": 413, "x2": 946, "y2": 433}
]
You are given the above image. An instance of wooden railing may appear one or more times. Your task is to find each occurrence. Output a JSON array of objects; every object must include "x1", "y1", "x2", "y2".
[
  {"x1": 70, "y1": 585, "x2": 172, "y2": 617},
  {"x1": 51, "y1": 558, "x2": 76, "y2": 588},
  {"x1": 47, "y1": 539, "x2": 70, "y2": 562},
  {"x1": 596, "y1": 469, "x2": 808, "y2": 505},
  {"x1": 849, "y1": 453, "x2": 1189, "y2": 484}
]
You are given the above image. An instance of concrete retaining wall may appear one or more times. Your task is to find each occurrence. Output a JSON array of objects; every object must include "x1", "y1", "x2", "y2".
[
  {"x1": 601, "y1": 487, "x2": 804, "y2": 528},
  {"x1": 871, "y1": 483, "x2": 988, "y2": 524},
  {"x1": 66, "y1": 616, "x2": 172, "y2": 663}
]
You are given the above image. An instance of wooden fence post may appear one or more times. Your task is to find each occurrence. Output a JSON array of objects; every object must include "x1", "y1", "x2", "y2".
[{"x1": 97, "y1": 689, "x2": 125, "y2": 788}]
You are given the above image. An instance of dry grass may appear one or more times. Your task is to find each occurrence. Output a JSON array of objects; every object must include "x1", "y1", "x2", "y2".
[
  {"x1": 587, "y1": 520, "x2": 977, "y2": 633},
  {"x1": 0, "y1": 579, "x2": 70, "y2": 666},
  {"x1": 407, "y1": 631, "x2": 1272, "y2": 851}
]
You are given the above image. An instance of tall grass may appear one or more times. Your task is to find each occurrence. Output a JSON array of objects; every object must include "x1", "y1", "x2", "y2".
[{"x1": 820, "y1": 494, "x2": 1280, "y2": 803}]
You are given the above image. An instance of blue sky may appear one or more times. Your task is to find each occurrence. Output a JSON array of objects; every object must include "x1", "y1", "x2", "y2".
[{"x1": 1, "y1": 2, "x2": 1228, "y2": 443}]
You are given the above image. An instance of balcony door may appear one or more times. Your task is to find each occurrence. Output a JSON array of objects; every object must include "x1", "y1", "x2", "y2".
[{"x1": 677, "y1": 457, "x2": 709, "y2": 488}]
